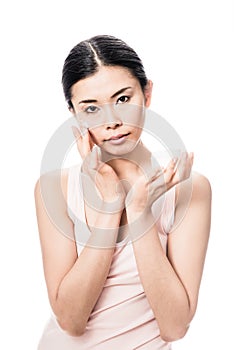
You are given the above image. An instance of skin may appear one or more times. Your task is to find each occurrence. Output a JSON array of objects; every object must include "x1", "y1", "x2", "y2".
[{"x1": 34, "y1": 65, "x2": 211, "y2": 341}]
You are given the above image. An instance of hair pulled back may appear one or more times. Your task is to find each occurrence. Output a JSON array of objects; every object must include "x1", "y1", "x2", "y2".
[{"x1": 62, "y1": 35, "x2": 148, "y2": 109}]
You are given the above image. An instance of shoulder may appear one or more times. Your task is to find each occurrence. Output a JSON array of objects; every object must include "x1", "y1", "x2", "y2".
[
  {"x1": 190, "y1": 172, "x2": 212, "y2": 201},
  {"x1": 170, "y1": 172, "x2": 212, "y2": 236},
  {"x1": 34, "y1": 167, "x2": 75, "y2": 240},
  {"x1": 34, "y1": 167, "x2": 70, "y2": 203},
  {"x1": 175, "y1": 171, "x2": 212, "y2": 212}
]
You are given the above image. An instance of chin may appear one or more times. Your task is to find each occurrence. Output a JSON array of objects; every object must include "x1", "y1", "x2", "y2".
[{"x1": 100, "y1": 139, "x2": 140, "y2": 156}]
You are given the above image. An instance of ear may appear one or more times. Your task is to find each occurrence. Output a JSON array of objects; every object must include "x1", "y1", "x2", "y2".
[{"x1": 144, "y1": 80, "x2": 153, "y2": 108}]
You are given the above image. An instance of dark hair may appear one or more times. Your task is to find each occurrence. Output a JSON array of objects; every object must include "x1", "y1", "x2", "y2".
[{"x1": 62, "y1": 35, "x2": 148, "y2": 109}]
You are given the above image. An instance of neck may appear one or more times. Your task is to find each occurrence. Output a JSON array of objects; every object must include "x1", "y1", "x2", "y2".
[{"x1": 100, "y1": 140, "x2": 152, "y2": 179}]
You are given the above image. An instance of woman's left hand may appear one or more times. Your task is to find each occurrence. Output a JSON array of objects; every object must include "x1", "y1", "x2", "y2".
[{"x1": 125, "y1": 152, "x2": 194, "y2": 214}]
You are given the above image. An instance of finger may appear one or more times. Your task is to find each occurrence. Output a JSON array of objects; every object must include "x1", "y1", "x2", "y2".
[
  {"x1": 180, "y1": 152, "x2": 193, "y2": 171},
  {"x1": 88, "y1": 128, "x2": 96, "y2": 145},
  {"x1": 174, "y1": 152, "x2": 187, "y2": 178},
  {"x1": 80, "y1": 127, "x2": 91, "y2": 155},
  {"x1": 72, "y1": 125, "x2": 94, "y2": 160},
  {"x1": 172, "y1": 152, "x2": 193, "y2": 184},
  {"x1": 177, "y1": 151, "x2": 187, "y2": 167},
  {"x1": 185, "y1": 152, "x2": 194, "y2": 176},
  {"x1": 89, "y1": 146, "x2": 100, "y2": 170},
  {"x1": 189, "y1": 152, "x2": 194, "y2": 165},
  {"x1": 164, "y1": 157, "x2": 178, "y2": 183},
  {"x1": 145, "y1": 167, "x2": 164, "y2": 185},
  {"x1": 71, "y1": 125, "x2": 82, "y2": 140},
  {"x1": 72, "y1": 125, "x2": 85, "y2": 158}
]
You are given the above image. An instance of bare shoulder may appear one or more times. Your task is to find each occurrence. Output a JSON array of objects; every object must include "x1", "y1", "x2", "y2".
[
  {"x1": 173, "y1": 172, "x2": 212, "y2": 231},
  {"x1": 34, "y1": 167, "x2": 78, "y2": 310},
  {"x1": 175, "y1": 172, "x2": 211, "y2": 204},
  {"x1": 190, "y1": 171, "x2": 212, "y2": 201},
  {"x1": 34, "y1": 166, "x2": 76, "y2": 249},
  {"x1": 34, "y1": 167, "x2": 74, "y2": 237},
  {"x1": 34, "y1": 167, "x2": 70, "y2": 202}
]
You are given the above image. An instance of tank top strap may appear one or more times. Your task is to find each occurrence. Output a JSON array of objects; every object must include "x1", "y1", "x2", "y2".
[
  {"x1": 150, "y1": 151, "x2": 176, "y2": 235},
  {"x1": 151, "y1": 187, "x2": 175, "y2": 235},
  {"x1": 66, "y1": 155, "x2": 175, "y2": 245},
  {"x1": 67, "y1": 162, "x2": 92, "y2": 254},
  {"x1": 66, "y1": 162, "x2": 83, "y2": 224}
]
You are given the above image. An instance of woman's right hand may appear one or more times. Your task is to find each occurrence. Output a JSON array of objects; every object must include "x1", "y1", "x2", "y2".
[{"x1": 72, "y1": 125, "x2": 126, "y2": 213}]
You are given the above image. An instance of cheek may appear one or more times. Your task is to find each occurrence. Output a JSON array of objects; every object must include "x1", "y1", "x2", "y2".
[
  {"x1": 131, "y1": 126, "x2": 143, "y2": 141},
  {"x1": 123, "y1": 105, "x2": 145, "y2": 128}
]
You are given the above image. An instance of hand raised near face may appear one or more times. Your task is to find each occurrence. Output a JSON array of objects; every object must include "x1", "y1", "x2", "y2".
[
  {"x1": 72, "y1": 125, "x2": 126, "y2": 214},
  {"x1": 125, "y1": 152, "x2": 194, "y2": 214}
]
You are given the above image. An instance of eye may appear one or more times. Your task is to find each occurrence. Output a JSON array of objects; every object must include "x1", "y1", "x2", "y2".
[
  {"x1": 84, "y1": 105, "x2": 99, "y2": 113},
  {"x1": 116, "y1": 95, "x2": 130, "y2": 104}
]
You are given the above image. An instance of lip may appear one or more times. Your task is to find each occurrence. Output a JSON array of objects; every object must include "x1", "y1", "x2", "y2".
[
  {"x1": 105, "y1": 133, "x2": 130, "y2": 145},
  {"x1": 106, "y1": 133, "x2": 130, "y2": 141}
]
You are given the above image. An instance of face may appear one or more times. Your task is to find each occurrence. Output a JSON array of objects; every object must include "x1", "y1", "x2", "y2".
[{"x1": 71, "y1": 66, "x2": 152, "y2": 156}]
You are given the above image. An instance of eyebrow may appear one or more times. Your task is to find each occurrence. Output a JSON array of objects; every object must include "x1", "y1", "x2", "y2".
[{"x1": 78, "y1": 86, "x2": 132, "y2": 104}]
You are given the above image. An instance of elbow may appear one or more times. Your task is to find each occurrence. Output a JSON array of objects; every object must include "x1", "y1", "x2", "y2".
[
  {"x1": 56, "y1": 316, "x2": 86, "y2": 337},
  {"x1": 160, "y1": 324, "x2": 190, "y2": 342},
  {"x1": 52, "y1": 294, "x2": 87, "y2": 337}
]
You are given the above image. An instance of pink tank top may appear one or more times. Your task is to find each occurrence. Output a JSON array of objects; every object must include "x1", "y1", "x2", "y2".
[{"x1": 38, "y1": 159, "x2": 175, "y2": 350}]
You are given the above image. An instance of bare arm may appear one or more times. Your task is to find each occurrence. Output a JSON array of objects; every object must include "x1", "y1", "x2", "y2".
[
  {"x1": 35, "y1": 125, "x2": 126, "y2": 336},
  {"x1": 126, "y1": 173, "x2": 211, "y2": 342},
  {"x1": 34, "y1": 169, "x2": 122, "y2": 337},
  {"x1": 55, "y1": 210, "x2": 122, "y2": 336}
]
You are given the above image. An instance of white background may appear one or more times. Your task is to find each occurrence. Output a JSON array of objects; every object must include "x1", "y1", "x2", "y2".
[{"x1": 0, "y1": 0, "x2": 233, "y2": 349}]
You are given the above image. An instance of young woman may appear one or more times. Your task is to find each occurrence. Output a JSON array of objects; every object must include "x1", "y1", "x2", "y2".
[{"x1": 34, "y1": 35, "x2": 211, "y2": 349}]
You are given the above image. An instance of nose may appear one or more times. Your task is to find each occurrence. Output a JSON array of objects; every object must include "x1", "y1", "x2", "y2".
[{"x1": 103, "y1": 104, "x2": 123, "y2": 129}]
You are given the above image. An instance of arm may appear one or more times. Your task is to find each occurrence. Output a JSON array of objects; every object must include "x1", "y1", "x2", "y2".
[
  {"x1": 34, "y1": 169, "x2": 122, "y2": 337},
  {"x1": 126, "y1": 173, "x2": 211, "y2": 342},
  {"x1": 35, "y1": 125, "x2": 126, "y2": 336}
]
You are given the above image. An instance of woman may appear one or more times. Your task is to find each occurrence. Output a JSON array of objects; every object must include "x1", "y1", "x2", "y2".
[{"x1": 34, "y1": 35, "x2": 211, "y2": 349}]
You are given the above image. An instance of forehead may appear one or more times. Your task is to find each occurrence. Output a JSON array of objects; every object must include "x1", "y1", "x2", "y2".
[{"x1": 71, "y1": 66, "x2": 141, "y2": 102}]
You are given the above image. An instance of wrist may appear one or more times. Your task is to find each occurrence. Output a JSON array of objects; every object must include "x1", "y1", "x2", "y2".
[
  {"x1": 88, "y1": 211, "x2": 122, "y2": 248},
  {"x1": 88, "y1": 194, "x2": 125, "y2": 215},
  {"x1": 99, "y1": 198, "x2": 125, "y2": 214},
  {"x1": 126, "y1": 208, "x2": 156, "y2": 242},
  {"x1": 126, "y1": 206, "x2": 152, "y2": 221}
]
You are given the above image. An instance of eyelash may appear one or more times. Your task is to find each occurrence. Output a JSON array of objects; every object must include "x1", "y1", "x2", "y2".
[
  {"x1": 84, "y1": 105, "x2": 99, "y2": 113},
  {"x1": 116, "y1": 95, "x2": 130, "y2": 104},
  {"x1": 84, "y1": 95, "x2": 130, "y2": 114}
]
